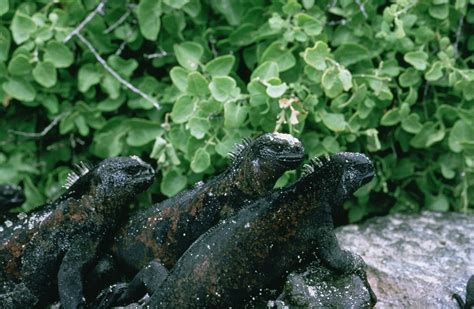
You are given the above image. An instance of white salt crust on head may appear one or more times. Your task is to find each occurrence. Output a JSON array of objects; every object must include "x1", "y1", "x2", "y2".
[{"x1": 271, "y1": 133, "x2": 301, "y2": 146}]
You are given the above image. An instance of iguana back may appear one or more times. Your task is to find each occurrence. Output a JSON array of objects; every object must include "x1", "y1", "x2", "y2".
[{"x1": 111, "y1": 133, "x2": 304, "y2": 272}]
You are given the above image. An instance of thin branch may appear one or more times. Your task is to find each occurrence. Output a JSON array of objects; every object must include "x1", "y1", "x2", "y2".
[
  {"x1": 104, "y1": 9, "x2": 132, "y2": 34},
  {"x1": 76, "y1": 33, "x2": 160, "y2": 110},
  {"x1": 8, "y1": 113, "x2": 66, "y2": 138},
  {"x1": 454, "y1": 11, "x2": 465, "y2": 57},
  {"x1": 144, "y1": 49, "x2": 168, "y2": 59},
  {"x1": 355, "y1": 0, "x2": 368, "y2": 19},
  {"x1": 115, "y1": 40, "x2": 127, "y2": 56},
  {"x1": 63, "y1": 0, "x2": 107, "y2": 43}
]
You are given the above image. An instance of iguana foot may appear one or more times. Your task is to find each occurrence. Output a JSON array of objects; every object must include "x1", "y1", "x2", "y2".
[
  {"x1": 91, "y1": 283, "x2": 129, "y2": 309},
  {"x1": 345, "y1": 252, "x2": 377, "y2": 307}
]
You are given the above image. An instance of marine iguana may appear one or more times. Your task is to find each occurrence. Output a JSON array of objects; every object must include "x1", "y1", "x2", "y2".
[
  {"x1": 0, "y1": 156, "x2": 155, "y2": 308},
  {"x1": 144, "y1": 152, "x2": 377, "y2": 308},
  {"x1": 453, "y1": 275, "x2": 474, "y2": 309},
  {"x1": 93, "y1": 133, "x2": 304, "y2": 306},
  {"x1": 0, "y1": 184, "x2": 25, "y2": 222}
]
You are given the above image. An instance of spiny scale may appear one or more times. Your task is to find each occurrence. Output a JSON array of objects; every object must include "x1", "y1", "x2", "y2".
[
  {"x1": 301, "y1": 163, "x2": 314, "y2": 177},
  {"x1": 64, "y1": 161, "x2": 93, "y2": 189},
  {"x1": 302, "y1": 154, "x2": 331, "y2": 176},
  {"x1": 228, "y1": 137, "x2": 253, "y2": 162}
]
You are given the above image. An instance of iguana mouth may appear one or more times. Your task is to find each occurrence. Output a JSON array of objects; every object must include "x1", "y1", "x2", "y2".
[{"x1": 274, "y1": 153, "x2": 305, "y2": 167}]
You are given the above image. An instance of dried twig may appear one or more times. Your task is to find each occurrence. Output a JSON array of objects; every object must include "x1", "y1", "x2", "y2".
[
  {"x1": 76, "y1": 33, "x2": 160, "y2": 109},
  {"x1": 8, "y1": 113, "x2": 67, "y2": 138},
  {"x1": 63, "y1": 0, "x2": 107, "y2": 43}
]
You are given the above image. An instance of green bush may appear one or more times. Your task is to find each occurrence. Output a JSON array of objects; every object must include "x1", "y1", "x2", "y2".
[{"x1": 0, "y1": 0, "x2": 473, "y2": 221}]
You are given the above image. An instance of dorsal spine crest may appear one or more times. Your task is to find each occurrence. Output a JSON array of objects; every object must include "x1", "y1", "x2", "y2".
[
  {"x1": 64, "y1": 161, "x2": 93, "y2": 189},
  {"x1": 228, "y1": 137, "x2": 253, "y2": 162}
]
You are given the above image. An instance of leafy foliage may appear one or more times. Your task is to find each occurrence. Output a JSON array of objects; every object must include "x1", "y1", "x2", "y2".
[{"x1": 1, "y1": 0, "x2": 473, "y2": 221}]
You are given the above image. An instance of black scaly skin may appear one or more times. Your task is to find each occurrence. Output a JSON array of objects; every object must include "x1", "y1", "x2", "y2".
[
  {"x1": 0, "y1": 184, "x2": 25, "y2": 223},
  {"x1": 0, "y1": 156, "x2": 155, "y2": 308},
  {"x1": 111, "y1": 133, "x2": 304, "y2": 273},
  {"x1": 94, "y1": 133, "x2": 304, "y2": 307},
  {"x1": 453, "y1": 275, "x2": 474, "y2": 309},
  {"x1": 146, "y1": 152, "x2": 377, "y2": 308}
]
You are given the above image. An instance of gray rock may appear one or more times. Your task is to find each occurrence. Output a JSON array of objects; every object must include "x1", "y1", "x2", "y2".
[{"x1": 273, "y1": 211, "x2": 474, "y2": 308}]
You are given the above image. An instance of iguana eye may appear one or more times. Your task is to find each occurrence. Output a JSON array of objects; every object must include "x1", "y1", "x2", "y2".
[
  {"x1": 355, "y1": 164, "x2": 369, "y2": 175},
  {"x1": 125, "y1": 165, "x2": 143, "y2": 175}
]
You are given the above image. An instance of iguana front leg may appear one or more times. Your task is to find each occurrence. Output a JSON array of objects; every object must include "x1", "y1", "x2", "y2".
[
  {"x1": 315, "y1": 225, "x2": 377, "y2": 306},
  {"x1": 93, "y1": 260, "x2": 169, "y2": 309},
  {"x1": 58, "y1": 238, "x2": 99, "y2": 309},
  {"x1": 0, "y1": 283, "x2": 38, "y2": 308}
]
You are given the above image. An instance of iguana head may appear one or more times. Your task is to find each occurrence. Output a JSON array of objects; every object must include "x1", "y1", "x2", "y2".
[
  {"x1": 303, "y1": 152, "x2": 374, "y2": 205},
  {"x1": 65, "y1": 156, "x2": 155, "y2": 205},
  {"x1": 230, "y1": 133, "x2": 304, "y2": 195}
]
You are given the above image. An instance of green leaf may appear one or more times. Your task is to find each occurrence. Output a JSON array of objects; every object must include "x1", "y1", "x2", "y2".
[
  {"x1": 321, "y1": 67, "x2": 343, "y2": 98},
  {"x1": 266, "y1": 83, "x2": 287, "y2": 98},
  {"x1": 190, "y1": 147, "x2": 210, "y2": 173},
  {"x1": 365, "y1": 128, "x2": 381, "y2": 152},
  {"x1": 0, "y1": 26, "x2": 11, "y2": 62},
  {"x1": 150, "y1": 136, "x2": 167, "y2": 160},
  {"x1": 392, "y1": 158, "x2": 415, "y2": 180},
  {"x1": 188, "y1": 117, "x2": 209, "y2": 139},
  {"x1": 425, "y1": 61, "x2": 443, "y2": 81},
  {"x1": 8, "y1": 54, "x2": 32, "y2": 76},
  {"x1": 261, "y1": 42, "x2": 296, "y2": 72},
  {"x1": 0, "y1": 0, "x2": 9, "y2": 16},
  {"x1": 380, "y1": 108, "x2": 400, "y2": 126},
  {"x1": 164, "y1": 0, "x2": 190, "y2": 9},
  {"x1": 161, "y1": 170, "x2": 187, "y2": 197},
  {"x1": 10, "y1": 11, "x2": 36, "y2": 44},
  {"x1": 91, "y1": 120, "x2": 128, "y2": 157},
  {"x1": 174, "y1": 42, "x2": 203, "y2": 71},
  {"x1": 338, "y1": 68, "x2": 352, "y2": 91},
  {"x1": 404, "y1": 51, "x2": 428, "y2": 71},
  {"x1": 448, "y1": 120, "x2": 474, "y2": 152},
  {"x1": 209, "y1": 76, "x2": 237, "y2": 102},
  {"x1": 426, "y1": 194, "x2": 449, "y2": 212},
  {"x1": 204, "y1": 55, "x2": 235, "y2": 76},
  {"x1": 101, "y1": 74, "x2": 121, "y2": 99},
  {"x1": 126, "y1": 119, "x2": 163, "y2": 147},
  {"x1": 294, "y1": 13, "x2": 322, "y2": 36},
  {"x1": 429, "y1": 4, "x2": 449, "y2": 19},
  {"x1": 187, "y1": 71, "x2": 209, "y2": 97},
  {"x1": 137, "y1": 0, "x2": 162, "y2": 40},
  {"x1": 304, "y1": 41, "x2": 330, "y2": 71},
  {"x1": 3, "y1": 77, "x2": 36, "y2": 102},
  {"x1": 213, "y1": 0, "x2": 244, "y2": 26},
  {"x1": 410, "y1": 122, "x2": 445, "y2": 148},
  {"x1": 320, "y1": 110, "x2": 346, "y2": 132},
  {"x1": 333, "y1": 43, "x2": 370, "y2": 67},
  {"x1": 44, "y1": 41, "x2": 74, "y2": 68},
  {"x1": 171, "y1": 95, "x2": 195, "y2": 124},
  {"x1": 170, "y1": 66, "x2": 189, "y2": 92},
  {"x1": 108, "y1": 55, "x2": 138, "y2": 77},
  {"x1": 399, "y1": 68, "x2": 420, "y2": 87},
  {"x1": 401, "y1": 113, "x2": 422, "y2": 134},
  {"x1": 224, "y1": 102, "x2": 248, "y2": 128},
  {"x1": 78, "y1": 64, "x2": 101, "y2": 93},
  {"x1": 250, "y1": 61, "x2": 279, "y2": 81},
  {"x1": 97, "y1": 94, "x2": 126, "y2": 112},
  {"x1": 33, "y1": 61, "x2": 57, "y2": 88}
]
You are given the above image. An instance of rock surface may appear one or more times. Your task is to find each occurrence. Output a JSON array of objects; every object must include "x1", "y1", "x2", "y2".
[{"x1": 274, "y1": 211, "x2": 474, "y2": 308}]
